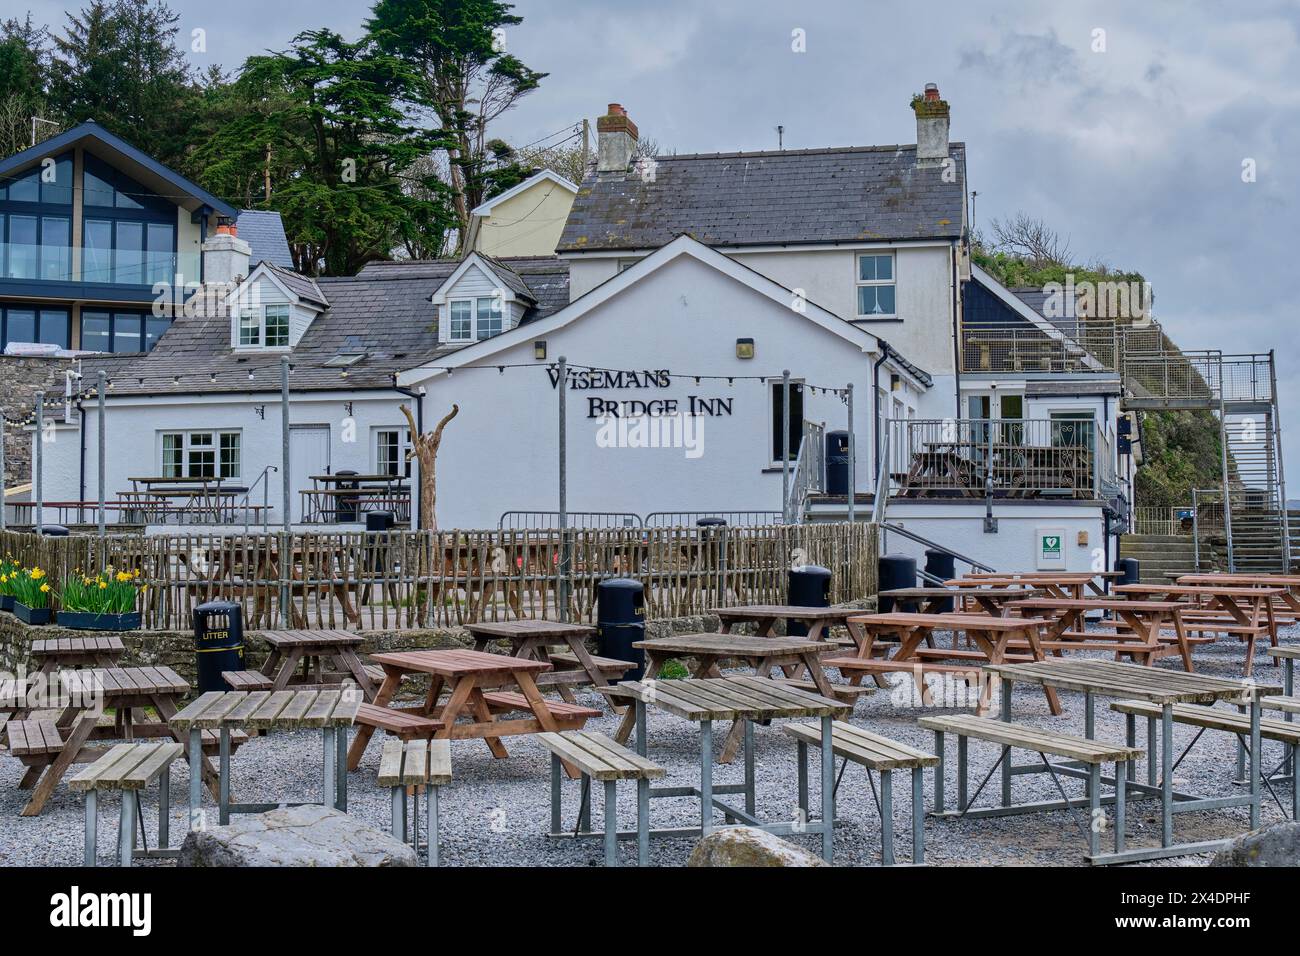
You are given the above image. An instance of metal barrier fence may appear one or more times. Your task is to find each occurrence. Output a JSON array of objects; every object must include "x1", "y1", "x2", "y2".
[
  {"x1": 499, "y1": 511, "x2": 642, "y2": 529},
  {"x1": 0, "y1": 522, "x2": 877, "y2": 631},
  {"x1": 960, "y1": 321, "x2": 1117, "y2": 373},
  {"x1": 643, "y1": 511, "x2": 783, "y2": 527},
  {"x1": 1131, "y1": 507, "x2": 1194, "y2": 536}
]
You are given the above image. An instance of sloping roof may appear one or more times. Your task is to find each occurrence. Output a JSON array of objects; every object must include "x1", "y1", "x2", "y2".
[
  {"x1": 558, "y1": 144, "x2": 966, "y2": 253},
  {"x1": 235, "y1": 210, "x2": 294, "y2": 269},
  {"x1": 470, "y1": 169, "x2": 578, "y2": 216},
  {"x1": 0, "y1": 121, "x2": 238, "y2": 218},
  {"x1": 98, "y1": 258, "x2": 570, "y2": 397},
  {"x1": 262, "y1": 262, "x2": 328, "y2": 308},
  {"x1": 357, "y1": 256, "x2": 570, "y2": 317}
]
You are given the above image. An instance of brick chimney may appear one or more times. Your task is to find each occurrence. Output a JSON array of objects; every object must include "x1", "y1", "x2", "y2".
[
  {"x1": 202, "y1": 216, "x2": 251, "y2": 287},
  {"x1": 912, "y1": 83, "x2": 950, "y2": 167},
  {"x1": 597, "y1": 103, "x2": 638, "y2": 172}
]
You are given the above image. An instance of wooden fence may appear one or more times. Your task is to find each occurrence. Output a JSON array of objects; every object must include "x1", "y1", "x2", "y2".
[{"x1": 0, "y1": 522, "x2": 878, "y2": 632}]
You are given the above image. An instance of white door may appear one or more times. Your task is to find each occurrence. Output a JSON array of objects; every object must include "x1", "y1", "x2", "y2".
[{"x1": 289, "y1": 425, "x2": 331, "y2": 522}]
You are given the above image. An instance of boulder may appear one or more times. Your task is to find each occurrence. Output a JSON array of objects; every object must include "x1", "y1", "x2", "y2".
[
  {"x1": 687, "y1": 827, "x2": 826, "y2": 867},
  {"x1": 178, "y1": 804, "x2": 417, "y2": 867},
  {"x1": 1210, "y1": 821, "x2": 1300, "y2": 867}
]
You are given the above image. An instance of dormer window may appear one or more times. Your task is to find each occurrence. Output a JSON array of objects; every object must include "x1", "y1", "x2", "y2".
[
  {"x1": 447, "y1": 296, "x2": 504, "y2": 342},
  {"x1": 238, "y1": 304, "x2": 290, "y2": 347},
  {"x1": 476, "y1": 297, "x2": 502, "y2": 340}
]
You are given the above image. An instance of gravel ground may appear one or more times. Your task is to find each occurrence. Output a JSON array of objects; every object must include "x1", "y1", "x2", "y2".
[{"x1": 2, "y1": 622, "x2": 1295, "y2": 867}]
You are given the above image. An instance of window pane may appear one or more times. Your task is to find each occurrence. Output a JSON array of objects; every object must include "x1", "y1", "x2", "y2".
[
  {"x1": 5, "y1": 308, "x2": 35, "y2": 345},
  {"x1": 449, "y1": 300, "x2": 471, "y2": 339},
  {"x1": 112, "y1": 313, "x2": 141, "y2": 353},
  {"x1": 875, "y1": 284, "x2": 895, "y2": 314},
  {"x1": 162, "y1": 434, "x2": 182, "y2": 477},
  {"x1": 7, "y1": 170, "x2": 38, "y2": 202},
  {"x1": 40, "y1": 157, "x2": 73, "y2": 204},
  {"x1": 377, "y1": 431, "x2": 398, "y2": 474},
  {"x1": 858, "y1": 285, "x2": 896, "y2": 315},
  {"x1": 83, "y1": 219, "x2": 113, "y2": 282},
  {"x1": 81, "y1": 312, "x2": 111, "y2": 352},
  {"x1": 875, "y1": 255, "x2": 893, "y2": 280},
  {"x1": 219, "y1": 433, "x2": 240, "y2": 479},
  {"x1": 858, "y1": 256, "x2": 875, "y2": 281},
  {"x1": 8, "y1": 215, "x2": 36, "y2": 278},
  {"x1": 40, "y1": 216, "x2": 70, "y2": 280},
  {"x1": 188, "y1": 449, "x2": 215, "y2": 477},
  {"x1": 38, "y1": 310, "x2": 69, "y2": 349},
  {"x1": 238, "y1": 310, "x2": 259, "y2": 345},
  {"x1": 144, "y1": 316, "x2": 170, "y2": 351},
  {"x1": 145, "y1": 222, "x2": 174, "y2": 284},
  {"x1": 115, "y1": 221, "x2": 143, "y2": 284},
  {"x1": 771, "y1": 383, "x2": 805, "y2": 460},
  {"x1": 265, "y1": 304, "x2": 289, "y2": 347},
  {"x1": 115, "y1": 182, "x2": 143, "y2": 210},
  {"x1": 84, "y1": 167, "x2": 115, "y2": 207},
  {"x1": 476, "y1": 297, "x2": 503, "y2": 340}
]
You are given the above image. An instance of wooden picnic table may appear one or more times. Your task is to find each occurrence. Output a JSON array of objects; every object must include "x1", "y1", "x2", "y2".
[
  {"x1": 878, "y1": 586, "x2": 1038, "y2": 616},
  {"x1": 955, "y1": 571, "x2": 1121, "y2": 599},
  {"x1": 711, "y1": 604, "x2": 867, "y2": 647},
  {"x1": 985, "y1": 658, "x2": 1283, "y2": 864},
  {"x1": 466, "y1": 619, "x2": 631, "y2": 705},
  {"x1": 29, "y1": 636, "x2": 126, "y2": 673},
  {"x1": 1114, "y1": 584, "x2": 1282, "y2": 676},
  {"x1": 346, "y1": 648, "x2": 598, "y2": 771},
  {"x1": 612, "y1": 633, "x2": 849, "y2": 761},
  {"x1": 602, "y1": 676, "x2": 850, "y2": 861},
  {"x1": 830, "y1": 612, "x2": 1062, "y2": 714},
  {"x1": 5, "y1": 665, "x2": 220, "y2": 816},
  {"x1": 1007, "y1": 598, "x2": 1193, "y2": 669},
  {"x1": 252, "y1": 629, "x2": 379, "y2": 699},
  {"x1": 170, "y1": 687, "x2": 362, "y2": 825},
  {"x1": 1177, "y1": 573, "x2": 1300, "y2": 619}
]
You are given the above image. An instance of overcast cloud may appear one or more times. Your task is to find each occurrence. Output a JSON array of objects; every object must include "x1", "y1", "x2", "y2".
[{"x1": 23, "y1": 0, "x2": 1300, "y2": 480}]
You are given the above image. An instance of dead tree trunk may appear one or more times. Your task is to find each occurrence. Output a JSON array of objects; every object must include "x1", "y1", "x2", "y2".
[{"x1": 401, "y1": 403, "x2": 459, "y2": 530}]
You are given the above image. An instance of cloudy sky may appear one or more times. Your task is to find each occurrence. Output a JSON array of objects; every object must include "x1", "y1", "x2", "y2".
[{"x1": 24, "y1": 0, "x2": 1300, "y2": 479}]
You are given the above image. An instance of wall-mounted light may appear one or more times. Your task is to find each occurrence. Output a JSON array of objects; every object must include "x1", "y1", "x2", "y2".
[
  {"x1": 736, "y1": 337, "x2": 755, "y2": 360},
  {"x1": 534, "y1": 340, "x2": 547, "y2": 360},
  {"x1": 890, "y1": 373, "x2": 901, "y2": 392}
]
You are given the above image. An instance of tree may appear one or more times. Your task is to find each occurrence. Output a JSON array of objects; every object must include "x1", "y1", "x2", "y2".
[
  {"x1": 984, "y1": 211, "x2": 1072, "y2": 269},
  {"x1": 47, "y1": 0, "x2": 198, "y2": 166},
  {"x1": 401, "y1": 403, "x2": 459, "y2": 529},
  {"x1": 366, "y1": 0, "x2": 547, "y2": 252},
  {"x1": 0, "y1": 15, "x2": 54, "y2": 156},
  {"x1": 188, "y1": 29, "x2": 456, "y2": 275}
]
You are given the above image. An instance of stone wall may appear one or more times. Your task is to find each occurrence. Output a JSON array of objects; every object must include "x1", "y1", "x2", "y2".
[{"x1": 0, "y1": 356, "x2": 75, "y2": 488}]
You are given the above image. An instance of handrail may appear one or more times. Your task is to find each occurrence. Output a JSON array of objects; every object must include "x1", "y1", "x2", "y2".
[
  {"x1": 870, "y1": 427, "x2": 891, "y2": 524},
  {"x1": 242, "y1": 465, "x2": 278, "y2": 534},
  {"x1": 784, "y1": 421, "x2": 825, "y2": 524},
  {"x1": 878, "y1": 520, "x2": 997, "y2": 576}
]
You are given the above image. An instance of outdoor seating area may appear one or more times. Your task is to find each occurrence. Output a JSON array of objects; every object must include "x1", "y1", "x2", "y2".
[{"x1": 1, "y1": 563, "x2": 1298, "y2": 868}]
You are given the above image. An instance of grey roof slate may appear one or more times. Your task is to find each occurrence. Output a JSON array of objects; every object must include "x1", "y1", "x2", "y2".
[
  {"x1": 235, "y1": 210, "x2": 294, "y2": 269},
  {"x1": 558, "y1": 144, "x2": 966, "y2": 252},
  {"x1": 263, "y1": 262, "x2": 328, "y2": 308},
  {"x1": 357, "y1": 256, "x2": 570, "y2": 317}
]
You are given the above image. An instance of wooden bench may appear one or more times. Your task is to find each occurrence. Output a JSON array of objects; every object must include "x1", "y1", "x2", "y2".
[
  {"x1": 770, "y1": 677, "x2": 876, "y2": 700},
  {"x1": 378, "y1": 738, "x2": 452, "y2": 866},
  {"x1": 783, "y1": 720, "x2": 936, "y2": 865},
  {"x1": 537, "y1": 730, "x2": 665, "y2": 866},
  {"x1": 482, "y1": 691, "x2": 602, "y2": 724},
  {"x1": 917, "y1": 714, "x2": 1144, "y2": 858},
  {"x1": 69, "y1": 742, "x2": 184, "y2": 866},
  {"x1": 354, "y1": 702, "x2": 443, "y2": 741},
  {"x1": 222, "y1": 669, "x2": 273, "y2": 691},
  {"x1": 546, "y1": 652, "x2": 636, "y2": 678}
]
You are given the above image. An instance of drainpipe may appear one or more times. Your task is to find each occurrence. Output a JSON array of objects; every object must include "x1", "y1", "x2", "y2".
[
  {"x1": 951, "y1": 243, "x2": 962, "y2": 416},
  {"x1": 872, "y1": 345, "x2": 889, "y2": 483}
]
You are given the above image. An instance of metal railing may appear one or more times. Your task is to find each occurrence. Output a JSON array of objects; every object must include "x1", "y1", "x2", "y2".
[
  {"x1": 884, "y1": 417, "x2": 1108, "y2": 499},
  {"x1": 877, "y1": 521, "x2": 997, "y2": 582},
  {"x1": 499, "y1": 510, "x2": 642, "y2": 529},
  {"x1": 241, "y1": 465, "x2": 277, "y2": 534},
  {"x1": 960, "y1": 321, "x2": 1116, "y2": 373},
  {"x1": 644, "y1": 511, "x2": 781, "y2": 527},
  {"x1": 784, "y1": 421, "x2": 826, "y2": 523},
  {"x1": 1131, "y1": 506, "x2": 1194, "y2": 536}
]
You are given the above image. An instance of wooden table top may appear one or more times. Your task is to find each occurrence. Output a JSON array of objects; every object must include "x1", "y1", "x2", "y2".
[
  {"x1": 986, "y1": 659, "x2": 1282, "y2": 704},
  {"x1": 254, "y1": 629, "x2": 364, "y2": 648},
  {"x1": 30, "y1": 636, "x2": 126, "y2": 657},
  {"x1": 62, "y1": 666, "x2": 188, "y2": 696},
  {"x1": 880, "y1": 587, "x2": 1033, "y2": 600},
  {"x1": 171, "y1": 688, "x2": 360, "y2": 732},
  {"x1": 603, "y1": 675, "x2": 850, "y2": 721},
  {"x1": 1267, "y1": 646, "x2": 1300, "y2": 661},
  {"x1": 465, "y1": 619, "x2": 596, "y2": 639},
  {"x1": 1115, "y1": 584, "x2": 1285, "y2": 598},
  {"x1": 710, "y1": 605, "x2": 859, "y2": 620},
  {"x1": 1010, "y1": 598, "x2": 1186, "y2": 612},
  {"x1": 944, "y1": 578, "x2": 1044, "y2": 589},
  {"x1": 371, "y1": 648, "x2": 552, "y2": 678},
  {"x1": 847, "y1": 612, "x2": 1052, "y2": 630},
  {"x1": 965, "y1": 571, "x2": 1121, "y2": 580},
  {"x1": 633, "y1": 633, "x2": 827, "y2": 656},
  {"x1": 1178, "y1": 573, "x2": 1300, "y2": 587}
]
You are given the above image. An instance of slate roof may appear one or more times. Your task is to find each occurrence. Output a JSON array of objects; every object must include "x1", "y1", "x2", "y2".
[
  {"x1": 558, "y1": 144, "x2": 966, "y2": 252},
  {"x1": 357, "y1": 256, "x2": 570, "y2": 316},
  {"x1": 99, "y1": 257, "x2": 569, "y2": 397},
  {"x1": 263, "y1": 262, "x2": 328, "y2": 308},
  {"x1": 235, "y1": 210, "x2": 294, "y2": 269}
]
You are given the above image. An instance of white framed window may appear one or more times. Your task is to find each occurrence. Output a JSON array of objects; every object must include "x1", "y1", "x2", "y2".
[
  {"x1": 375, "y1": 428, "x2": 411, "y2": 477},
  {"x1": 448, "y1": 300, "x2": 472, "y2": 340},
  {"x1": 476, "y1": 296, "x2": 502, "y2": 340},
  {"x1": 856, "y1": 252, "x2": 896, "y2": 317},
  {"x1": 161, "y1": 430, "x2": 241, "y2": 479},
  {"x1": 265, "y1": 304, "x2": 289, "y2": 347},
  {"x1": 238, "y1": 310, "x2": 259, "y2": 346}
]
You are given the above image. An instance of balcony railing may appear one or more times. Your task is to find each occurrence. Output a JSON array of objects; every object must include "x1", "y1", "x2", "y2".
[
  {"x1": 961, "y1": 321, "x2": 1118, "y2": 373},
  {"x1": 0, "y1": 242, "x2": 201, "y2": 287},
  {"x1": 884, "y1": 417, "x2": 1113, "y2": 500}
]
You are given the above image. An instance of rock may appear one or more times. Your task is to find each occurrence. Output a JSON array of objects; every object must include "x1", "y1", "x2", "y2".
[
  {"x1": 1210, "y1": 821, "x2": 1300, "y2": 867},
  {"x1": 687, "y1": 827, "x2": 827, "y2": 867},
  {"x1": 178, "y1": 804, "x2": 417, "y2": 867}
]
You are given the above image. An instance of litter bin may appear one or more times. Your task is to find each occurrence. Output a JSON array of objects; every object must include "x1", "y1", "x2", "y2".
[
  {"x1": 787, "y1": 564, "x2": 832, "y2": 636},
  {"x1": 39, "y1": 524, "x2": 70, "y2": 536},
  {"x1": 924, "y1": 549, "x2": 957, "y2": 611},
  {"x1": 1117, "y1": 556, "x2": 1140, "y2": 587},
  {"x1": 825, "y1": 430, "x2": 850, "y2": 496},
  {"x1": 334, "y1": 470, "x2": 360, "y2": 523},
  {"x1": 366, "y1": 510, "x2": 395, "y2": 572},
  {"x1": 193, "y1": 600, "x2": 244, "y2": 693},
  {"x1": 597, "y1": 578, "x2": 645, "y2": 681},
  {"x1": 877, "y1": 553, "x2": 917, "y2": 613}
]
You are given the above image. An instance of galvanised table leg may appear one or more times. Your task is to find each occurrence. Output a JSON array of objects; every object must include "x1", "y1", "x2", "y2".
[
  {"x1": 821, "y1": 714, "x2": 834, "y2": 862},
  {"x1": 933, "y1": 731, "x2": 945, "y2": 813},
  {"x1": 1125, "y1": 715, "x2": 1136, "y2": 782},
  {"x1": 880, "y1": 768, "x2": 894, "y2": 866},
  {"x1": 957, "y1": 735, "x2": 968, "y2": 812},
  {"x1": 1085, "y1": 691, "x2": 1095, "y2": 739},
  {"x1": 1249, "y1": 694, "x2": 1261, "y2": 830},
  {"x1": 604, "y1": 780, "x2": 618, "y2": 867},
  {"x1": 1147, "y1": 717, "x2": 1158, "y2": 788},
  {"x1": 412, "y1": 787, "x2": 420, "y2": 849},
  {"x1": 578, "y1": 775, "x2": 591, "y2": 832},
  {"x1": 84, "y1": 790, "x2": 97, "y2": 867},
  {"x1": 1087, "y1": 763, "x2": 1101, "y2": 858},
  {"x1": 118, "y1": 793, "x2": 136, "y2": 867},
  {"x1": 796, "y1": 741, "x2": 809, "y2": 819},
  {"x1": 336, "y1": 727, "x2": 348, "y2": 811},
  {"x1": 911, "y1": 767, "x2": 924, "y2": 864},
  {"x1": 159, "y1": 768, "x2": 170, "y2": 850},
  {"x1": 1114, "y1": 761, "x2": 1126, "y2": 854},
  {"x1": 322, "y1": 727, "x2": 336, "y2": 812},
  {"x1": 635, "y1": 698, "x2": 647, "y2": 757},
  {"x1": 1000, "y1": 678, "x2": 1012, "y2": 806},
  {"x1": 1236, "y1": 700, "x2": 1246, "y2": 781},
  {"x1": 637, "y1": 776, "x2": 650, "y2": 865},
  {"x1": 427, "y1": 784, "x2": 439, "y2": 867},
  {"x1": 744, "y1": 719, "x2": 756, "y2": 817},
  {"x1": 219, "y1": 727, "x2": 231, "y2": 825},
  {"x1": 1286, "y1": 659, "x2": 1294, "y2": 779},
  {"x1": 1162, "y1": 704, "x2": 1173, "y2": 847},
  {"x1": 390, "y1": 786, "x2": 402, "y2": 840},
  {"x1": 188, "y1": 727, "x2": 201, "y2": 828},
  {"x1": 1292, "y1": 745, "x2": 1299, "y2": 820},
  {"x1": 549, "y1": 753, "x2": 562, "y2": 835},
  {"x1": 700, "y1": 720, "x2": 714, "y2": 837}
]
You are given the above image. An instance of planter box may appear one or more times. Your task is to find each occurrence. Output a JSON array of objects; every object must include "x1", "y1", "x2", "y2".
[
  {"x1": 0, "y1": 595, "x2": 12, "y2": 612},
  {"x1": 13, "y1": 602, "x2": 52, "y2": 625},
  {"x1": 57, "y1": 610, "x2": 141, "y2": 631}
]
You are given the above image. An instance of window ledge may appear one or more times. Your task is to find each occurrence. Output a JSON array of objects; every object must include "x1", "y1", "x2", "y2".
[{"x1": 852, "y1": 317, "x2": 903, "y2": 323}]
